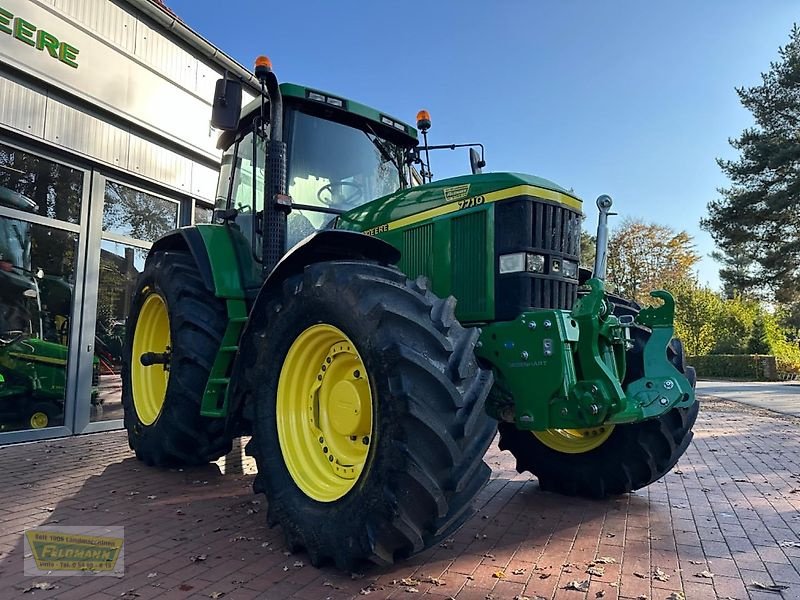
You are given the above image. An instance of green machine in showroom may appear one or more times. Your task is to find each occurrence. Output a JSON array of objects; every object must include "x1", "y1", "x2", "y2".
[{"x1": 122, "y1": 56, "x2": 697, "y2": 570}]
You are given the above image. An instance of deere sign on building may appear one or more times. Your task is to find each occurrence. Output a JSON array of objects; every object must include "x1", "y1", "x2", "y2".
[
  {"x1": 0, "y1": 4, "x2": 79, "y2": 67},
  {"x1": 0, "y1": 0, "x2": 256, "y2": 444}
]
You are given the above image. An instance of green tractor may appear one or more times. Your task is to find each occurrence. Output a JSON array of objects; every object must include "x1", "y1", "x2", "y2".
[
  {"x1": 122, "y1": 57, "x2": 696, "y2": 569},
  {"x1": 0, "y1": 187, "x2": 74, "y2": 430}
]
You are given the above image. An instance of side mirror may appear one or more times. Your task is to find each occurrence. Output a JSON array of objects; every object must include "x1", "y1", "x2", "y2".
[
  {"x1": 469, "y1": 147, "x2": 485, "y2": 175},
  {"x1": 211, "y1": 77, "x2": 243, "y2": 131}
]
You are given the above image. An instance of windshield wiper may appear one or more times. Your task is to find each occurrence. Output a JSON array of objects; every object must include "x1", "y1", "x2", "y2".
[{"x1": 363, "y1": 124, "x2": 408, "y2": 187}]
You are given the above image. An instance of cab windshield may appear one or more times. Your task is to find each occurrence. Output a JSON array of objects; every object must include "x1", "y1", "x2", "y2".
[
  {"x1": 286, "y1": 109, "x2": 405, "y2": 248},
  {"x1": 214, "y1": 108, "x2": 408, "y2": 252}
]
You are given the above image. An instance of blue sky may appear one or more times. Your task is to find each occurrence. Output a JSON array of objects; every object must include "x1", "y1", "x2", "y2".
[{"x1": 168, "y1": 0, "x2": 798, "y2": 288}]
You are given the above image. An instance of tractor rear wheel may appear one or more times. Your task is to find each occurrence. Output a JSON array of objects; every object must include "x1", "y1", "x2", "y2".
[
  {"x1": 235, "y1": 261, "x2": 496, "y2": 570},
  {"x1": 122, "y1": 250, "x2": 231, "y2": 466},
  {"x1": 498, "y1": 322, "x2": 698, "y2": 498}
]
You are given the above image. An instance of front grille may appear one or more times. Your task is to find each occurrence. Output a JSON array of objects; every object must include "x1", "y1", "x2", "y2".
[
  {"x1": 533, "y1": 202, "x2": 581, "y2": 256},
  {"x1": 495, "y1": 196, "x2": 582, "y2": 319}
]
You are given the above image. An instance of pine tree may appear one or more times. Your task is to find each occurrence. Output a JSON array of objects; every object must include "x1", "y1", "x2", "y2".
[
  {"x1": 748, "y1": 318, "x2": 771, "y2": 354},
  {"x1": 702, "y1": 25, "x2": 800, "y2": 303}
]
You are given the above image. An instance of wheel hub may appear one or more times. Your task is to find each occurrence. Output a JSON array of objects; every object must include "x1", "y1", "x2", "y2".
[
  {"x1": 30, "y1": 411, "x2": 49, "y2": 429},
  {"x1": 327, "y1": 379, "x2": 369, "y2": 436}
]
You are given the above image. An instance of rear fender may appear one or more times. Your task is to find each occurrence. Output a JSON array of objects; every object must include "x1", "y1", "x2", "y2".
[{"x1": 148, "y1": 227, "x2": 216, "y2": 295}]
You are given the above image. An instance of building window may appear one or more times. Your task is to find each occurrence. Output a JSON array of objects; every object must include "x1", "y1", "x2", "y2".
[
  {"x1": 0, "y1": 142, "x2": 83, "y2": 224},
  {"x1": 194, "y1": 203, "x2": 212, "y2": 224},
  {"x1": 102, "y1": 181, "x2": 178, "y2": 242},
  {"x1": 0, "y1": 218, "x2": 80, "y2": 433}
]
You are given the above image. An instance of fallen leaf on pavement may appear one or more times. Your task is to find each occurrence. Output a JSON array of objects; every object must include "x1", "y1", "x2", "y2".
[
  {"x1": 539, "y1": 573, "x2": 551, "y2": 579},
  {"x1": 750, "y1": 581, "x2": 790, "y2": 592},
  {"x1": 779, "y1": 540, "x2": 800, "y2": 548},
  {"x1": 666, "y1": 592, "x2": 685, "y2": 600},
  {"x1": 633, "y1": 571, "x2": 647, "y2": 579},
  {"x1": 293, "y1": 560, "x2": 304, "y2": 568},
  {"x1": 563, "y1": 580, "x2": 590, "y2": 592},
  {"x1": 400, "y1": 577, "x2": 420, "y2": 586},
  {"x1": 653, "y1": 568, "x2": 670, "y2": 581},
  {"x1": 511, "y1": 568, "x2": 526, "y2": 575},
  {"x1": 594, "y1": 556, "x2": 617, "y2": 564},
  {"x1": 23, "y1": 583, "x2": 58, "y2": 593},
  {"x1": 596, "y1": 591, "x2": 606, "y2": 598},
  {"x1": 586, "y1": 565, "x2": 605, "y2": 576},
  {"x1": 492, "y1": 570, "x2": 506, "y2": 579},
  {"x1": 189, "y1": 554, "x2": 207, "y2": 562},
  {"x1": 695, "y1": 570, "x2": 714, "y2": 579},
  {"x1": 209, "y1": 593, "x2": 225, "y2": 599}
]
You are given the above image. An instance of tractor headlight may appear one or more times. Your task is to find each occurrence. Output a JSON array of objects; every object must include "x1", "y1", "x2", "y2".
[
  {"x1": 561, "y1": 259, "x2": 578, "y2": 279},
  {"x1": 526, "y1": 253, "x2": 545, "y2": 273},
  {"x1": 499, "y1": 253, "x2": 525, "y2": 274},
  {"x1": 499, "y1": 253, "x2": 546, "y2": 274}
]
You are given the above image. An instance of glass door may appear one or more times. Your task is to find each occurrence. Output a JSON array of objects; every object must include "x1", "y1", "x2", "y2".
[
  {"x1": 75, "y1": 175, "x2": 180, "y2": 432},
  {"x1": 0, "y1": 140, "x2": 90, "y2": 441}
]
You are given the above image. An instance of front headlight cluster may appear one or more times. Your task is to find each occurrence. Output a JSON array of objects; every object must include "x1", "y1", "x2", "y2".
[{"x1": 498, "y1": 253, "x2": 578, "y2": 279}]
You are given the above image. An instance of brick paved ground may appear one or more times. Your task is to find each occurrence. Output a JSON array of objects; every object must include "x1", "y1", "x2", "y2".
[{"x1": 0, "y1": 396, "x2": 798, "y2": 600}]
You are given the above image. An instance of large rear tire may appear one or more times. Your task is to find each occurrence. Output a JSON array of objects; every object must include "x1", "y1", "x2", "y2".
[
  {"x1": 498, "y1": 313, "x2": 698, "y2": 498},
  {"x1": 122, "y1": 251, "x2": 232, "y2": 467},
  {"x1": 234, "y1": 261, "x2": 496, "y2": 570}
]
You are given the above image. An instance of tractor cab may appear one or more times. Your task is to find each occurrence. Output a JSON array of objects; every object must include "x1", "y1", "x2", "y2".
[{"x1": 214, "y1": 81, "x2": 418, "y2": 252}]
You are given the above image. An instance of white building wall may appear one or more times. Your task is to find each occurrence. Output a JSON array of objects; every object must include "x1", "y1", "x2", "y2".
[{"x1": 0, "y1": 0, "x2": 254, "y2": 201}]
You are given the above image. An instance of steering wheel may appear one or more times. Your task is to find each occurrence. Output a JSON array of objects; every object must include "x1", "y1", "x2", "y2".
[
  {"x1": 316, "y1": 181, "x2": 364, "y2": 208},
  {"x1": 0, "y1": 330, "x2": 27, "y2": 346}
]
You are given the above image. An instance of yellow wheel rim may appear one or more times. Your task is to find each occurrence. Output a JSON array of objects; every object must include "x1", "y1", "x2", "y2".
[
  {"x1": 277, "y1": 324, "x2": 373, "y2": 502},
  {"x1": 533, "y1": 425, "x2": 615, "y2": 454},
  {"x1": 131, "y1": 292, "x2": 171, "y2": 426},
  {"x1": 30, "y1": 412, "x2": 49, "y2": 429}
]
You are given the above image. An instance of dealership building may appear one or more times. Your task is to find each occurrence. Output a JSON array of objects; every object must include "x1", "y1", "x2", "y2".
[{"x1": 0, "y1": 0, "x2": 256, "y2": 442}]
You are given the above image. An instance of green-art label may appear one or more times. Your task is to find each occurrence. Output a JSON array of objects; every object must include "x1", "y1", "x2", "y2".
[{"x1": 0, "y1": 4, "x2": 79, "y2": 68}]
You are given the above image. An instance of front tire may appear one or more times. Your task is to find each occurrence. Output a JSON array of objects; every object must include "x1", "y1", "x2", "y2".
[
  {"x1": 235, "y1": 261, "x2": 496, "y2": 570},
  {"x1": 122, "y1": 251, "x2": 232, "y2": 467}
]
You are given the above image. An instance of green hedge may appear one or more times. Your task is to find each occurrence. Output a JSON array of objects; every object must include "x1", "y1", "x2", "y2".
[{"x1": 688, "y1": 354, "x2": 778, "y2": 381}]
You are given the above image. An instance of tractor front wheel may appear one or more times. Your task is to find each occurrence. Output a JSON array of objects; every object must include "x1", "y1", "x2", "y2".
[
  {"x1": 122, "y1": 251, "x2": 231, "y2": 467},
  {"x1": 235, "y1": 261, "x2": 496, "y2": 570}
]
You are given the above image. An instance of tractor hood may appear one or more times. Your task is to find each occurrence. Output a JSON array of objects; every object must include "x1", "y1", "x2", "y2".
[
  {"x1": 336, "y1": 172, "x2": 582, "y2": 235},
  {"x1": 3, "y1": 337, "x2": 68, "y2": 367}
]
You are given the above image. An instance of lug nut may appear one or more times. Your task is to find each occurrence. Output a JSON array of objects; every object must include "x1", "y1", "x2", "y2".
[
  {"x1": 543, "y1": 320, "x2": 552, "y2": 329},
  {"x1": 362, "y1": 436, "x2": 369, "y2": 445},
  {"x1": 521, "y1": 351, "x2": 529, "y2": 360},
  {"x1": 528, "y1": 322, "x2": 536, "y2": 330},
  {"x1": 663, "y1": 380, "x2": 674, "y2": 390},
  {"x1": 659, "y1": 397, "x2": 669, "y2": 406}
]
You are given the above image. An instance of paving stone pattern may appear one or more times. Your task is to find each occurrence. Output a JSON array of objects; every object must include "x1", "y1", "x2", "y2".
[{"x1": 0, "y1": 396, "x2": 798, "y2": 600}]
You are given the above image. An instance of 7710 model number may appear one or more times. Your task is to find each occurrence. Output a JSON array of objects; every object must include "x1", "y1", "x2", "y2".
[{"x1": 457, "y1": 195, "x2": 485, "y2": 210}]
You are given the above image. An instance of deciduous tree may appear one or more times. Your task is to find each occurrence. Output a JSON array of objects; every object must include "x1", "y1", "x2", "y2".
[{"x1": 607, "y1": 217, "x2": 700, "y2": 304}]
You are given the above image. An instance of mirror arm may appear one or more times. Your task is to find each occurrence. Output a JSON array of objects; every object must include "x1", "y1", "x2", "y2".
[{"x1": 418, "y1": 142, "x2": 485, "y2": 163}]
